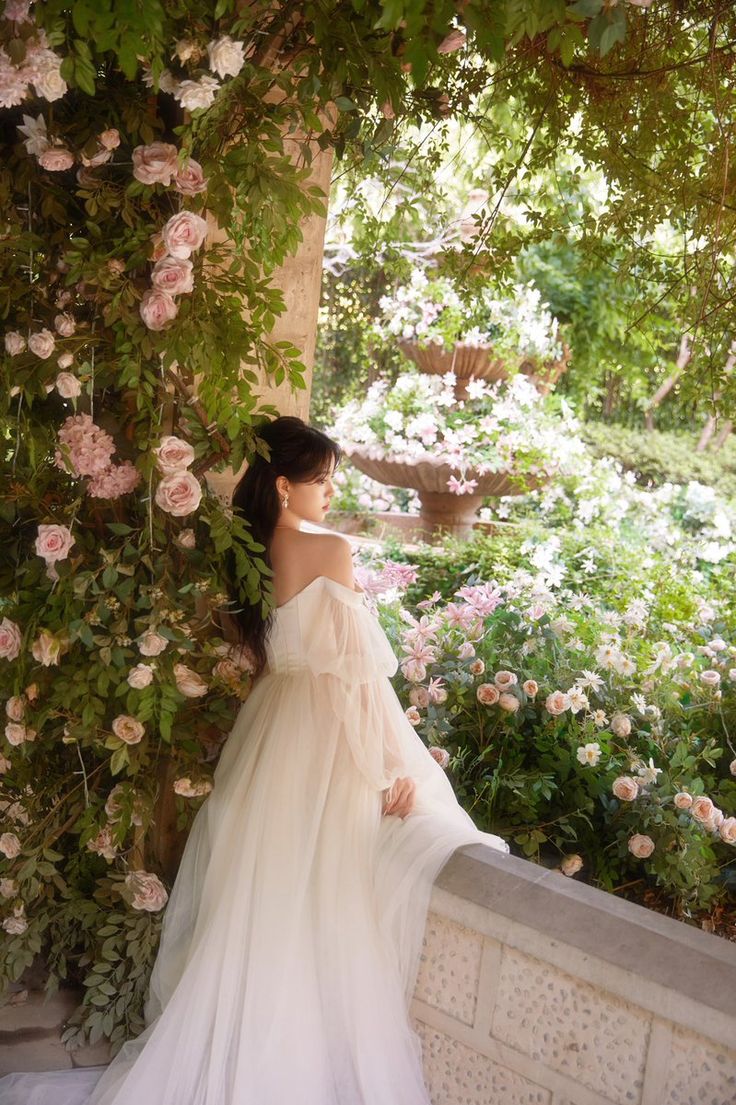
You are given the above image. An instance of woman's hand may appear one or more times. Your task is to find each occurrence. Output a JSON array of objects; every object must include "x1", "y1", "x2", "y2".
[{"x1": 382, "y1": 777, "x2": 417, "y2": 819}]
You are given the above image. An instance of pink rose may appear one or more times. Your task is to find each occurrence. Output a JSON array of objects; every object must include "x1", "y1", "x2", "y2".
[
  {"x1": 86, "y1": 825, "x2": 117, "y2": 861},
  {"x1": 140, "y1": 288, "x2": 178, "y2": 331},
  {"x1": 494, "y1": 670, "x2": 517, "y2": 690},
  {"x1": 673, "y1": 792, "x2": 693, "y2": 810},
  {"x1": 55, "y1": 372, "x2": 82, "y2": 398},
  {"x1": 35, "y1": 523, "x2": 74, "y2": 564},
  {"x1": 38, "y1": 147, "x2": 74, "y2": 171},
  {"x1": 522, "y1": 679, "x2": 538, "y2": 698},
  {"x1": 173, "y1": 777, "x2": 213, "y2": 798},
  {"x1": 132, "y1": 141, "x2": 179, "y2": 186},
  {"x1": 476, "y1": 683, "x2": 500, "y2": 706},
  {"x1": 98, "y1": 128, "x2": 120, "y2": 150},
  {"x1": 4, "y1": 723, "x2": 35, "y2": 746},
  {"x1": 0, "y1": 832, "x2": 21, "y2": 858},
  {"x1": 405, "y1": 705, "x2": 421, "y2": 726},
  {"x1": 173, "y1": 157, "x2": 207, "y2": 195},
  {"x1": 151, "y1": 257, "x2": 194, "y2": 296},
  {"x1": 5, "y1": 697, "x2": 25, "y2": 722},
  {"x1": 28, "y1": 329, "x2": 56, "y2": 358},
  {"x1": 125, "y1": 870, "x2": 169, "y2": 912},
  {"x1": 31, "y1": 629, "x2": 62, "y2": 666},
  {"x1": 545, "y1": 691, "x2": 571, "y2": 716},
  {"x1": 4, "y1": 332, "x2": 25, "y2": 356},
  {"x1": 691, "y1": 795, "x2": 715, "y2": 823},
  {"x1": 429, "y1": 746, "x2": 450, "y2": 769},
  {"x1": 162, "y1": 210, "x2": 208, "y2": 259},
  {"x1": 468, "y1": 658, "x2": 485, "y2": 676},
  {"x1": 0, "y1": 877, "x2": 18, "y2": 898},
  {"x1": 498, "y1": 692, "x2": 520, "y2": 713},
  {"x1": 409, "y1": 686, "x2": 430, "y2": 708},
  {"x1": 718, "y1": 817, "x2": 736, "y2": 845},
  {"x1": 57, "y1": 351, "x2": 74, "y2": 368},
  {"x1": 457, "y1": 642, "x2": 475, "y2": 659},
  {"x1": 437, "y1": 29, "x2": 467, "y2": 54},
  {"x1": 611, "y1": 712, "x2": 632, "y2": 738},
  {"x1": 155, "y1": 470, "x2": 202, "y2": 516},
  {"x1": 138, "y1": 630, "x2": 168, "y2": 657},
  {"x1": 54, "y1": 312, "x2": 76, "y2": 336},
  {"x1": 112, "y1": 714, "x2": 145, "y2": 744},
  {"x1": 0, "y1": 618, "x2": 22, "y2": 661},
  {"x1": 173, "y1": 663, "x2": 208, "y2": 698},
  {"x1": 612, "y1": 776, "x2": 639, "y2": 802},
  {"x1": 628, "y1": 834, "x2": 655, "y2": 859},
  {"x1": 700, "y1": 669, "x2": 721, "y2": 687}
]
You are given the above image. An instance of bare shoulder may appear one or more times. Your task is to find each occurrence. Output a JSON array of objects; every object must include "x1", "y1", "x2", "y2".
[{"x1": 270, "y1": 530, "x2": 356, "y2": 603}]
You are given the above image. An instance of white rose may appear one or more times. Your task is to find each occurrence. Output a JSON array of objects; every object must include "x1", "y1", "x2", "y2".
[
  {"x1": 125, "y1": 870, "x2": 168, "y2": 912},
  {"x1": 700, "y1": 669, "x2": 721, "y2": 687},
  {"x1": 0, "y1": 832, "x2": 21, "y2": 858},
  {"x1": 175, "y1": 75, "x2": 220, "y2": 112},
  {"x1": 545, "y1": 691, "x2": 570, "y2": 716},
  {"x1": 2, "y1": 911, "x2": 28, "y2": 935},
  {"x1": 33, "y1": 63, "x2": 67, "y2": 102},
  {"x1": 155, "y1": 470, "x2": 202, "y2": 517},
  {"x1": 673, "y1": 792, "x2": 693, "y2": 810},
  {"x1": 611, "y1": 712, "x2": 632, "y2": 738},
  {"x1": 4, "y1": 332, "x2": 25, "y2": 355},
  {"x1": 28, "y1": 329, "x2": 56, "y2": 358},
  {"x1": 628, "y1": 833, "x2": 655, "y2": 859},
  {"x1": 173, "y1": 663, "x2": 208, "y2": 698},
  {"x1": 138, "y1": 631, "x2": 168, "y2": 657},
  {"x1": 31, "y1": 629, "x2": 62, "y2": 666},
  {"x1": 0, "y1": 618, "x2": 22, "y2": 661},
  {"x1": 127, "y1": 663, "x2": 154, "y2": 689},
  {"x1": 57, "y1": 351, "x2": 74, "y2": 369},
  {"x1": 0, "y1": 878, "x2": 18, "y2": 899},
  {"x1": 112, "y1": 715, "x2": 145, "y2": 745},
  {"x1": 5, "y1": 723, "x2": 35, "y2": 746},
  {"x1": 55, "y1": 372, "x2": 82, "y2": 398},
  {"x1": 132, "y1": 141, "x2": 179, "y2": 186},
  {"x1": 153, "y1": 435, "x2": 195, "y2": 475},
  {"x1": 560, "y1": 854, "x2": 583, "y2": 876},
  {"x1": 35, "y1": 523, "x2": 74, "y2": 564},
  {"x1": 206, "y1": 35, "x2": 246, "y2": 79},
  {"x1": 612, "y1": 776, "x2": 639, "y2": 802}
]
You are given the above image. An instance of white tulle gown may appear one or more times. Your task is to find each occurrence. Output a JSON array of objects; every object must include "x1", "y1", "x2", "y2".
[{"x1": 0, "y1": 576, "x2": 508, "y2": 1105}]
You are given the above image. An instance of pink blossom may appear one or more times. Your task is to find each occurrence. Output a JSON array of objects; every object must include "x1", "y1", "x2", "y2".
[
  {"x1": 98, "y1": 128, "x2": 120, "y2": 150},
  {"x1": 57, "y1": 351, "x2": 74, "y2": 369},
  {"x1": 87, "y1": 461, "x2": 141, "y2": 499},
  {"x1": 4, "y1": 1, "x2": 32, "y2": 23},
  {"x1": 38, "y1": 147, "x2": 74, "y2": 171},
  {"x1": 125, "y1": 870, "x2": 168, "y2": 912},
  {"x1": 154, "y1": 470, "x2": 202, "y2": 516},
  {"x1": 4, "y1": 332, "x2": 25, "y2": 356},
  {"x1": 140, "y1": 288, "x2": 178, "y2": 331},
  {"x1": 28, "y1": 329, "x2": 55, "y2": 358},
  {"x1": 35, "y1": 523, "x2": 74, "y2": 564},
  {"x1": 628, "y1": 833, "x2": 655, "y2": 859},
  {"x1": 162, "y1": 210, "x2": 208, "y2": 259},
  {"x1": 476, "y1": 683, "x2": 500, "y2": 706},
  {"x1": 0, "y1": 832, "x2": 21, "y2": 858},
  {"x1": 173, "y1": 157, "x2": 207, "y2": 195},
  {"x1": 54, "y1": 413, "x2": 115, "y2": 478},
  {"x1": 545, "y1": 690, "x2": 571, "y2": 716},
  {"x1": 429, "y1": 746, "x2": 450, "y2": 769},
  {"x1": 151, "y1": 257, "x2": 194, "y2": 296},
  {"x1": 0, "y1": 618, "x2": 22, "y2": 661},
  {"x1": 55, "y1": 372, "x2": 82, "y2": 399},
  {"x1": 132, "y1": 142, "x2": 179, "y2": 186},
  {"x1": 55, "y1": 315, "x2": 76, "y2": 341}
]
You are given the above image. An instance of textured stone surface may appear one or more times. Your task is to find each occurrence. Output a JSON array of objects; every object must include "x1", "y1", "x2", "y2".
[
  {"x1": 491, "y1": 946, "x2": 649, "y2": 1105},
  {"x1": 415, "y1": 913, "x2": 484, "y2": 1026},
  {"x1": 663, "y1": 1024, "x2": 736, "y2": 1105},
  {"x1": 415, "y1": 1021, "x2": 551, "y2": 1105}
]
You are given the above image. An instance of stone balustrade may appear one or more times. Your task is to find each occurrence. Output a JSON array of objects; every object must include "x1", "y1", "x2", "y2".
[{"x1": 411, "y1": 844, "x2": 736, "y2": 1105}]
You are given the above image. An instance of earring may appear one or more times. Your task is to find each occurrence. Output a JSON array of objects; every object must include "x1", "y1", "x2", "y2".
[{"x1": 281, "y1": 495, "x2": 289, "y2": 509}]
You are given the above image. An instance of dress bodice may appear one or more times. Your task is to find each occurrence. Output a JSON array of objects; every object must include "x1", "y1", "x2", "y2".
[{"x1": 264, "y1": 575, "x2": 399, "y2": 681}]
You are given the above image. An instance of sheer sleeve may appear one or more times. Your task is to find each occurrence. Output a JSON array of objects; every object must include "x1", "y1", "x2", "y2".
[{"x1": 299, "y1": 581, "x2": 406, "y2": 790}]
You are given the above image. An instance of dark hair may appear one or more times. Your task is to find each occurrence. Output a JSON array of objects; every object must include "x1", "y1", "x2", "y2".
[{"x1": 223, "y1": 416, "x2": 342, "y2": 676}]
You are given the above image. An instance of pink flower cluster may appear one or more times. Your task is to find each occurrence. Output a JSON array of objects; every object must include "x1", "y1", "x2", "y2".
[
  {"x1": 54, "y1": 413, "x2": 141, "y2": 501},
  {"x1": 0, "y1": 22, "x2": 66, "y2": 110}
]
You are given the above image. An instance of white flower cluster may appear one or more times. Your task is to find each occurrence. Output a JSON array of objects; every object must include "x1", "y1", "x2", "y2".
[
  {"x1": 0, "y1": 9, "x2": 66, "y2": 109},
  {"x1": 143, "y1": 34, "x2": 246, "y2": 113}
]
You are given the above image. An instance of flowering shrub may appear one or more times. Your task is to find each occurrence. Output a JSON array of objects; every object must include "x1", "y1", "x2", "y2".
[
  {"x1": 328, "y1": 370, "x2": 584, "y2": 493},
  {"x1": 369, "y1": 557, "x2": 736, "y2": 918},
  {"x1": 374, "y1": 271, "x2": 564, "y2": 363}
]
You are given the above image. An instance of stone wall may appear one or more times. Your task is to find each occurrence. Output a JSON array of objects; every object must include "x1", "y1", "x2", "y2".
[{"x1": 411, "y1": 844, "x2": 736, "y2": 1105}]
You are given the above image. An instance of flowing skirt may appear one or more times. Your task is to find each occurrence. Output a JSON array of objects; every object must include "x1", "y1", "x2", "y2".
[{"x1": 0, "y1": 665, "x2": 508, "y2": 1105}]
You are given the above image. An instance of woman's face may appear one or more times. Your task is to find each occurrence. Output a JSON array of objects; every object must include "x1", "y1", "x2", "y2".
[{"x1": 279, "y1": 461, "x2": 336, "y2": 525}]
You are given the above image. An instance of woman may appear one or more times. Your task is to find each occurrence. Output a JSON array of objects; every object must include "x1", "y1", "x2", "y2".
[{"x1": 0, "y1": 416, "x2": 508, "y2": 1105}]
